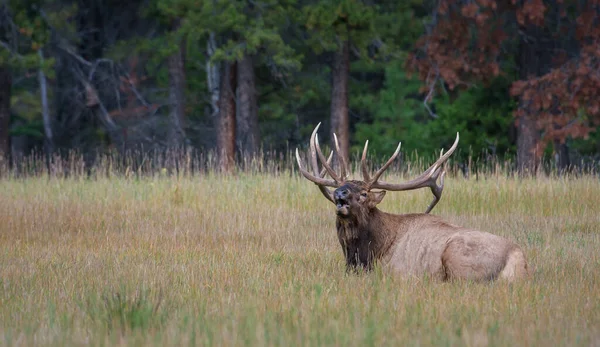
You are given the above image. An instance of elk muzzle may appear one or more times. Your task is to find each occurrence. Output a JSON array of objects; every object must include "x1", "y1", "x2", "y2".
[{"x1": 334, "y1": 188, "x2": 351, "y2": 217}]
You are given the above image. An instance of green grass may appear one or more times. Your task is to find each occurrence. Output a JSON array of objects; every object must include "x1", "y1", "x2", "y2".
[{"x1": 1, "y1": 172, "x2": 600, "y2": 346}]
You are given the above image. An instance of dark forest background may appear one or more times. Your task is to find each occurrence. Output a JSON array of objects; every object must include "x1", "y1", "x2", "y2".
[{"x1": 1, "y1": 0, "x2": 600, "y2": 175}]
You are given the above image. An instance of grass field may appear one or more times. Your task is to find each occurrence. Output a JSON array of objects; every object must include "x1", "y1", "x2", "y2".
[{"x1": 1, "y1": 170, "x2": 600, "y2": 346}]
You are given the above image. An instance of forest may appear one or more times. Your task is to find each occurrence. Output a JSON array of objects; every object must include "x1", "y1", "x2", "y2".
[{"x1": 1, "y1": 0, "x2": 600, "y2": 175}]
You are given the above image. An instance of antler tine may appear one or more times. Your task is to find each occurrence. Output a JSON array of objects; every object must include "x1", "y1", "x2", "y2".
[
  {"x1": 309, "y1": 123, "x2": 323, "y2": 176},
  {"x1": 295, "y1": 124, "x2": 341, "y2": 203},
  {"x1": 309, "y1": 123, "x2": 341, "y2": 182},
  {"x1": 370, "y1": 132, "x2": 460, "y2": 213},
  {"x1": 419, "y1": 133, "x2": 459, "y2": 177},
  {"x1": 316, "y1": 150, "x2": 335, "y2": 203},
  {"x1": 295, "y1": 148, "x2": 338, "y2": 188},
  {"x1": 367, "y1": 142, "x2": 402, "y2": 187},
  {"x1": 333, "y1": 133, "x2": 349, "y2": 180},
  {"x1": 320, "y1": 150, "x2": 334, "y2": 177},
  {"x1": 361, "y1": 140, "x2": 371, "y2": 182},
  {"x1": 315, "y1": 133, "x2": 343, "y2": 183},
  {"x1": 424, "y1": 149, "x2": 447, "y2": 213}
]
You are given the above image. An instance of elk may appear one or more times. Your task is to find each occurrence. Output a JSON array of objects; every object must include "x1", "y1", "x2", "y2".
[{"x1": 295, "y1": 123, "x2": 529, "y2": 282}]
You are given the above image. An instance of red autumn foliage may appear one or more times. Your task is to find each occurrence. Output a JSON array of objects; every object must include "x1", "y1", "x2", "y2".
[{"x1": 408, "y1": 0, "x2": 600, "y2": 147}]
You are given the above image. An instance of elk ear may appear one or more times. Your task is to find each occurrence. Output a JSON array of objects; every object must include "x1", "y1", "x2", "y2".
[{"x1": 368, "y1": 191, "x2": 386, "y2": 208}]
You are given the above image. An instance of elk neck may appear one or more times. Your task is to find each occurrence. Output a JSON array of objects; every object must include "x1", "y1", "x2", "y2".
[{"x1": 335, "y1": 207, "x2": 397, "y2": 263}]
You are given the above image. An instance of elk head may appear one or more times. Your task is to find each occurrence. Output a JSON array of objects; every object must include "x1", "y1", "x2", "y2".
[{"x1": 295, "y1": 123, "x2": 459, "y2": 217}]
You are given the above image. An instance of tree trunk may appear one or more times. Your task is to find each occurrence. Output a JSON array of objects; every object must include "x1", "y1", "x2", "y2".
[
  {"x1": 38, "y1": 49, "x2": 54, "y2": 155},
  {"x1": 516, "y1": 114, "x2": 540, "y2": 175},
  {"x1": 554, "y1": 140, "x2": 570, "y2": 174},
  {"x1": 331, "y1": 40, "x2": 350, "y2": 163},
  {"x1": 10, "y1": 118, "x2": 28, "y2": 169},
  {"x1": 516, "y1": 25, "x2": 551, "y2": 176},
  {"x1": 217, "y1": 61, "x2": 237, "y2": 173},
  {"x1": 206, "y1": 32, "x2": 220, "y2": 118},
  {"x1": 167, "y1": 21, "x2": 187, "y2": 148},
  {"x1": 236, "y1": 54, "x2": 259, "y2": 156},
  {"x1": 77, "y1": 0, "x2": 104, "y2": 61},
  {"x1": 0, "y1": 66, "x2": 11, "y2": 162}
]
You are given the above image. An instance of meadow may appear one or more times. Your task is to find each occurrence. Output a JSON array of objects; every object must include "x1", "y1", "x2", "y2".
[{"x1": 1, "y1": 162, "x2": 600, "y2": 346}]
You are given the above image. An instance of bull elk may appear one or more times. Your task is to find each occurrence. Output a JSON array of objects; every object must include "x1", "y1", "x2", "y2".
[{"x1": 295, "y1": 123, "x2": 529, "y2": 282}]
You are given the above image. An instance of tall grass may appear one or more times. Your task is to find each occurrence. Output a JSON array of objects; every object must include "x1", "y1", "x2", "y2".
[
  {"x1": 1, "y1": 154, "x2": 599, "y2": 346},
  {"x1": 1, "y1": 146, "x2": 598, "y2": 180}
]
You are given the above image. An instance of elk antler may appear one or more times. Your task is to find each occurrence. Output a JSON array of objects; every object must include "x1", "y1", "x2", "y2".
[
  {"x1": 314, "y1": 132, "x2": 343, "y2": 183},
  {"x1": 295, "y1": 123, "x2": 343, "y2": 202},
  {"x1": 333, "y1": 133, "x2": 349, "y2": 180},
  {"x1": 365, "y1": 133, "x2": 460, "y2": 213},
  {"x1": 361, "y1": 140, "x2": 371, "y2": 182}
]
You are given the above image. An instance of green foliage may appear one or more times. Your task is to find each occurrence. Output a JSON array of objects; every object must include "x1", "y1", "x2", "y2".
[
  {"x1": 301, "y1": 0, "x2": 375, "y2": 54},
  {"x1": 10, "y1": 90, "x2": 47, "y2": 141},
  {"x1": 1, "y1": 0, "x2": 64, "y2": 150},
  {"x1": 431, "y1": 80, "x2": 516, "y2": 158},
  {"x1": 293, "y1": 1, "x2": 429, "y2": 154},
  {"x1": 10, "y1": 121, "x2": 44, "y2": 138},
  {"x1": 1, "y1": 0, "x2": 53, "y2": 71},
  {"x1": 354, "y1": 63, "x2": 515, "y2": 160},
  {"x1": 300, "y1": 0, "x2": 424, "y2": 59},
  {"x1": 372, "y1": 0, "x2": 425, "y2": 51},
  {"x1": 150, "y1": 0, "x2": 301, "y2": 67},
  {"x1": 42, "y1": 1, "x2": 78, "y2": 34},
  {"x1": 353, "y1": 66, "x2": 426, "y2": 156},
  {"x1": 131, "y1": 0, "x2": 304, "y2": 140},
  {"x1": 570, "y1": 125, "x2": 600, "y2": 156}
]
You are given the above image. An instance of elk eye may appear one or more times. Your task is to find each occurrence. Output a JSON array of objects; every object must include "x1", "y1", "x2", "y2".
[{"x1": 360, "y1": 192, "x2": 367, "y2": 197}]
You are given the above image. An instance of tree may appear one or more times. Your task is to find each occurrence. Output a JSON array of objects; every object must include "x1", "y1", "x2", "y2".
[
  {"x1": 354, "y1": 64, "x2": 515, "y2": 162},
  {"x1": 45, "y1": 0, "x2": 147, "y2": 153},
  {"x1": 408, "y1": 0, "x2": 600, "y2": 175},
  {"x1": 0, "y1": 0, "x2": 54, "y2": 160},
  {"x1": 0, "y1": 67, "x2": 10, "y2": 160},
  {"x1": 300, "y1": 1, "x2": 427, "y2": 163},
  {"x1": 169, "y1": 0, "x2": 300, "y2": 166},
  {"x1": 217, "y1": 61, "x2": 237, "y2": 172},
  {"x1": 237, "y1": 54, "x2": 259, "y2": 155},
  {"x1": 330, "y1": 40, "x2": 350, "y2": 160},
  {"x1": 302, "y1": 0, "x2": 376, "y2": 161},
  {"x1": 144, "y1": 1, "x2": 190, "y2": 148},
  {"x1": 166, "y1": 20, "x2": 187, "y2": 148}
]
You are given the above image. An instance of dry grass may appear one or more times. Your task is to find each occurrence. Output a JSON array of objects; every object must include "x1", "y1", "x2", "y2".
[{"x1": 1, "y1": 171, "x2": 600, "y2": 346}]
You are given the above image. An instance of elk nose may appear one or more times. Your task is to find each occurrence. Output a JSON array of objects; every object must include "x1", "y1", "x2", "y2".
[{"x1": 335, "y1": 188, "x2": 349, "y2": 200}]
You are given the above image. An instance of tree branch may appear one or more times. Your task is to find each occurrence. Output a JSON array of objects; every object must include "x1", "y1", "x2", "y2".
[
  {"x1": 423, "y1": 69, "x2": 439, "y2": 119},
  {"x1": 0, "y1": 40, "x2": 23, "y2": 60}
]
